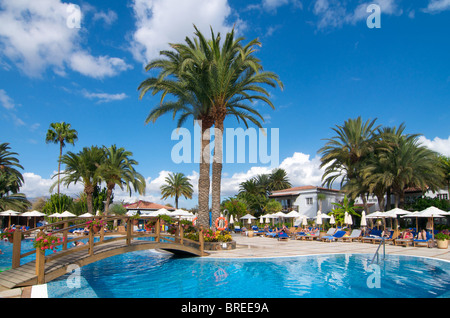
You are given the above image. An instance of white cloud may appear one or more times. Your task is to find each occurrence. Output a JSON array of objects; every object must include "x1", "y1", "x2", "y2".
[
  {"x1": 129, "y1": 0, "x2": 242, "y2": 65},
  {"x1": 418, "y1": 135, "x2": 450, "y2": 156},
  {"x1": 82, "y1": 90, "x2": 128, "y2": 103},
  {"x1": 423, "y1": 0, "x2": 450, "y2": 12},
  {"x1": 92, "y1": 9, "x2": 118, "y2": 26},
  {"x1": 21, "y1": 172, "x2": 84, "y2": 198},
  {"x1": 0, "y1": 89, "x2": 15, "y2": 109},
  {"x1": 69, "y1": 51, "x2": 132, "y2": 79},
  {"x1": 0, "y1": 0, "x2": 130, "y2": 78}
]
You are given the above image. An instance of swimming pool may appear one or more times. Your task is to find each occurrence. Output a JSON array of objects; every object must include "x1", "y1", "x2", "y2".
[{"x1": 44, "y1": 251, "x2": 450, "y2": 298}]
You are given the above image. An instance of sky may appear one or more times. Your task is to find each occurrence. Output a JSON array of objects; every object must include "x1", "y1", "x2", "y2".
[{"x1": 0, "y1": 0, "x2": 449, "y2": 209}]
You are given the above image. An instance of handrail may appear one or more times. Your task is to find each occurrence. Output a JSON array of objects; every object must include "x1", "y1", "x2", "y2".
[{"x1": 370, "y1": 237, "x2": 386, "y2": 264}]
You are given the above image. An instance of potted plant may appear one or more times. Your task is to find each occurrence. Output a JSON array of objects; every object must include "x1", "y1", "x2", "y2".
[
  {"x1": 0, "y1": 228, "x2": 23, "y2": 243},
  {"x1": 33, "y1": 234, "x2": 64, "y2": 253},
  {"x1": 86, "y1": 219, "x2": 107, "y2": 233},
  {"x1": 435, "y1": 233, "x2": 450, "y2": 249}
]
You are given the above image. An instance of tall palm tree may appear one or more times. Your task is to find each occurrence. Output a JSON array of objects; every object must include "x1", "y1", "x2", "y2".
[
  {"x1": 185, "y1": 26, "x2": 284, "y2": 223},
  {"x1": 138, "y1": 43, "x2": 214, "y2": 227},
  {"x1": 138, "y1": 26, "x2": 282, "y2": 227},
  {"x1": 98, "y1": 145, "x2": 146, "y2": 214},
  {"x1": 45, "y1": 122, "x2": 78, "y2": 195},
  {"x1": 160, "y1": 172, "x2": 194, "y2": 209},
  {"x1": 57, "y1": 146, "x2": 104, "y2": 214}
]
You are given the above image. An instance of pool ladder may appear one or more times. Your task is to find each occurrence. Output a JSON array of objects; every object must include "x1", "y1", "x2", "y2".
[{"x1": 371, "y1": 238, "x2": 386, "y2": 264}]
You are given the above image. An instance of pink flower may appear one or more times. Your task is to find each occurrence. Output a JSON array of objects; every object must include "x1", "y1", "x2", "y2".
[
  {"x1": 43, "y1": 239, "x2": 48, "y2": 243},
  {"x1": 41, "y1": 247, "x2": 44, "y2": 250}
]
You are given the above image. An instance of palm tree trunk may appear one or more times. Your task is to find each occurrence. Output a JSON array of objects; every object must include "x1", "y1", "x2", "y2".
[
  {"x1": 105, "y1": 183, "x2": 114, "y2": 215},
  {"x1": 211, "y1": 123, "x2": 223, "y2": 226},
  {"x1": 198, "y1": 119, "x2": 213, "y2": 228},
  {"x1": 58, "y1": 141, "x2": 63, "y2": 195},
  {"x1": 85, "y1": 184, "x2": 95, "y2": 214}
]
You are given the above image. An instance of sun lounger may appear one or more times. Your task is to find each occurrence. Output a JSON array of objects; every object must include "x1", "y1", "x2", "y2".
[
  {"x1": 413, "y1": 232, "x2": 433, "y2": 247},
  {"x1": 321, "y1": 230, "x2": 346, "y2": 242},
  {"x1": 372, "y1": 231, "x2": 399, "y2": 245},
  {"x1": 341, "y1": 229, "x2": 362, "y2": 242},
  {"x1": 360, "y1": 229, "x2": 383, "y2": 243},
  {"x1": 234, "y1": 226, "x2": 241, "y2": 234},
  {"x1": 277, "y1": 232, "x2": 290, "y2": 241}
]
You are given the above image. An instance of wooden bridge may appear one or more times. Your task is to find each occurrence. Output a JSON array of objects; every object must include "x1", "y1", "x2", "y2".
[{"x1": 0, "y1": 216, "x2": 207, "y2": 289}]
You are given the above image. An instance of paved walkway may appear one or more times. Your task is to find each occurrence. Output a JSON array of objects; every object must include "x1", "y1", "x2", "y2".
[{"x1": 206, "y1": 234, "x2": 450, "y2": 261}]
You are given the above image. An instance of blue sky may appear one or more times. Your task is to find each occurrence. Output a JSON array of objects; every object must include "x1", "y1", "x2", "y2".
[{"x1": 1, "y1": 0, "x2": 449, "y2": 209}]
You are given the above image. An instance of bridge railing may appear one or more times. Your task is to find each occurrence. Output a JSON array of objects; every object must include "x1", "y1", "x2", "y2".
[{"x1": 9, "y1": 215, "x2": 205, "y2": 284}]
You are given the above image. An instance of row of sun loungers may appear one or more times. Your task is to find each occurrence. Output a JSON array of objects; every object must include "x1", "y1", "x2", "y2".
[{"x1": 239, "y1": 226, "x2": 438, "y2": 247}]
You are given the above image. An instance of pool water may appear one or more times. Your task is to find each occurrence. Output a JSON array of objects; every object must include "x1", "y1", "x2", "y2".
[{"x1": 44, "y1": 251, "x2": 450, "y2": 298}]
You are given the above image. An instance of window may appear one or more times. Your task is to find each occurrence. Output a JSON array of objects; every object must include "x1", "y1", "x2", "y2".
[
  {"x1": 438, "y1": 194, "x2": 448, "y2": 200},
  {"x1": 306, "y1": 197, "x2": 313, "y2": 205}
]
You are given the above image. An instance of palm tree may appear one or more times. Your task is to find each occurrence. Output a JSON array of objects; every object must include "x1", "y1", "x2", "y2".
[
  {"x1": 439, "y1": 155, "x2": 450, "y2": 199},
  {"x1": 56, "y1": 146, "x2": 104, "y2": 214},
  {"x1": 0, "y1": 143, "x2": 29, "y2": 211},
  {"x1": 184, "y1": 26, "x2": 283, "y2": 223},
  {"x1": 98, "y1": 145, "x2": 146, "y2": 214},
  {"x1": 160, "y1": 172, "x2": 194, "y2": 209},
  {"x1": 318, "y1": 117, "x2": 380, "y2": 213},
  {"x1": 268, "y1": 168, "x2": 291, "y2": 191},
  {"x1": 138, "y1": 26, "x2": 282, "y2": 227},
  {"x1": 45, "y1": 122, "x2": 78, "y2": 195}
]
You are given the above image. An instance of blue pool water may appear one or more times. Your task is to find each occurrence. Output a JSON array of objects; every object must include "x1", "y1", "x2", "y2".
[{"x1": 43, "y1": 251, "x2": 450, "y2": 298}]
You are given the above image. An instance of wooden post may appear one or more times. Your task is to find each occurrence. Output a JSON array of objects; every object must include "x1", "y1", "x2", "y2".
[
  {"x1": 63, "y1": 221, "x2": 68, "y2": 250},
  {"x1": 199, "y1": 227, "x2": 204, "y2": 255},
  {"x1": 36, "y1": 248, "x2": 45, "y2": 285},
  {"x1": 88, "y1": 227, "x2": 94, "y2": 256},
  {"x1": 126, "y1": 218, "x2": 132, "y2": 245},
  {"x1": 100, "y1": 217, "x2": 105, "y2": 243},
  {"x1": 12, "y1": 230, "x2": 22, "y2": 269},
  {"x1": 155, "y1": 218, "x2": 160, "y2": 243},
  {"x1": 179, "y1": 223, "x2": 184, "y2": 245}
]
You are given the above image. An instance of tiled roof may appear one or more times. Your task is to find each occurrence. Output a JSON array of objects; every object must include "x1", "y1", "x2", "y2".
[{"x1": 123, "y1": 200, "x2": 175, "y2": 211}]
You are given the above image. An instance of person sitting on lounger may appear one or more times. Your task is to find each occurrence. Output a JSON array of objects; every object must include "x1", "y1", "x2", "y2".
[
  {"x1": 402, "y1": 230, "x2": 413, "y2": 239},
  {"x1": 417, "y1": 230, "x2": 427, "y2": 240},
  {"x1": 381, "y1": 229, "x2": 391, "y2": 238}
]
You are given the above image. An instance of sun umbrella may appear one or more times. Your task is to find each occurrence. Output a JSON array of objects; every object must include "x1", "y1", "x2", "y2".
[
  {"x1": 384, "y1": 208, "x2": 411, "y2": 230},
  {"x1": 315, "y1": 211, "x2": 322, "y2": 229},
  {"x1": 329, "y1": 214, "x2": 335, "y2": 225},
  {"x1": 302, "y1": 215, "x2": 308, "y2": 227},
  {"x1": 21, "y1": 210, "x2": 45, "y2": 227},
  {"x1": 78, "y1": 212, "x2": 94, "y2": 218},
  {"x1": 0, "y1": 210, "x2": 19, "y2": 227},
  {"x1": 229, "y1": 214, "x2": 234, "y2": 224},
  {"x1": 361, "y1": 211, "x2": 367, "y2": 227},
  {"x1": 240, "y1": 214, "x2": 257, "y2": 226},
  {"x1": 60, "y1": 211, "x2": 76, "y2": 218},
  {"x1": 48, "y1": 212, "x2": 62, "y2": 217}
]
